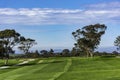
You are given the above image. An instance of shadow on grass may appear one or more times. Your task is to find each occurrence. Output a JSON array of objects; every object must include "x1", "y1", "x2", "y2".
[
  {"x1": 1, "y1": 64, "x2": 16, "y2": 66},
  {"x1": 0, "y1": 60, "x2": 64, "y2": 67},
  {"x1": 18, "y1": 63, "x2": 37, "y2": 66},
  {"x1": 39, "y1": 61, "x2": 64, "y2": 64},
  {"x1": 18, "y1": 61, "x2": 64, "y2": 67}
]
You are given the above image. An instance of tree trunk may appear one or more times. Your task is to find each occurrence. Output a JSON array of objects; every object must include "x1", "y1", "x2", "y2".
[
  {"x1": 86, "y1": 51, "x2": 89, "y2": 57},
  {"x1": 4, "y1": 58, "x2": 9, "y2": 65},
  {"x1": 86, "y1": 48, "x2": 90, "y2": 57},
  {"x1": 90, "y1": 52, "x2": 93, "y2": 57},
  {"x1": 86, "y1": 48, "x2": 93, "y2": 58},
  {"x1": 4, "y1": 52, "x2": 9, "y2": 65}
]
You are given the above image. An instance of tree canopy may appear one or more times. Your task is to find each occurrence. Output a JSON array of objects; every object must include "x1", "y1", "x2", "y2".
[
  {"x1": 18, "y1": 37, "x2": 37, "y2": 54},
  {"x1": 72, "y1": 24, "x2": 107, "y2": 57},
  {"x1": 0, "y1": 29, "x2": 21, "y2": 64},
  {"x1": 114, "y1": 36, "x2": 120, "y2": 52}
]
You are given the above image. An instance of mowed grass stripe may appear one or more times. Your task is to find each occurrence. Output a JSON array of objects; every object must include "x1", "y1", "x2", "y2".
[
  {"x1": 14, "y1": 59, "x2": 55, "y2": 80},
  {"x1": 0, "y1": 59, "x2": 38, "y2": 74},
  {"x1": 35, "y1": 60, "x2": 66, "y2": 73},
  {"x1": 0, "y1": 59, "x2": 54, "y2": 80},
  {"x1": 17, "y1": 59, "x2": 67, "y2": 80},
  {"x1": 0, "y1": 59, "x2": 37, "y2": 74},
  {"x1": 1, "y1": 57, "x2": 120, "y2": 80},
  {"x1": 57, "y1": 69, "x2": 120, "y2": 80},
  {"x1": 57, "y1": 58, "x2": 120, "y2": 80},
  {"x1": 49, "y1": 59, "x2": 72, "y2": 80},
  {"x1": 100, "y1": 58, "x2": 120, "y2": 69},
  {"x1": 68, "y1": 58, "x2": 120, "y2": 72}
]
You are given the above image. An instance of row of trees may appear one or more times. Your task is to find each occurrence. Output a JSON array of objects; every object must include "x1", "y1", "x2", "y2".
[
  {"x1": 14, "y1": 48, "x2": 120, "y2": 58},
  {"x1": 1, "y1": 23, "x2": 120, "y2": 64},
  {"x1": 0, "y1": 29, "x2": 36, "y2": 65},
  {"x1": 16, "y1": 23, "x2": 108, "y2": 58},
  {"x1": 15, "y1": 49, "x2": 70, "y2": 58}
]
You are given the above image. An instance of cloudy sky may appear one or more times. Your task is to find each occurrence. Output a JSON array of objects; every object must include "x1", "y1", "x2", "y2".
[{"x1": 0, "y1": 0, "x2": 120, "y2": 51}]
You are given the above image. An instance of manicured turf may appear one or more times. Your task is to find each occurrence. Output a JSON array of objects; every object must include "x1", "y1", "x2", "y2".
[
  {"x1": 0, "y1": 57, "x2": 120, "y2": 80},
  {"x1": 0, "y1": 59, "x2": 22, "y2": 66}
]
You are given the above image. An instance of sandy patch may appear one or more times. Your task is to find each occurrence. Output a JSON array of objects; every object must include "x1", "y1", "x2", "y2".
[
  {"x1": 38, "y1": 60, "x2": 43, "y2": 63},
  {"x1": 0, "y1": 66, "x2": 10, "y2": 69},
  {"x1": 17, "y1": 59, "x2": 35, "y2": 65}
]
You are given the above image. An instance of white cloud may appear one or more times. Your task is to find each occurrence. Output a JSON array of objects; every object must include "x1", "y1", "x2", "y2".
[
  {"x1": 87, "y1": 1, "x2": 120, "y2": 9},
  {"x1": 0, "y1": 2, "x2": 120, "y2": 25}
]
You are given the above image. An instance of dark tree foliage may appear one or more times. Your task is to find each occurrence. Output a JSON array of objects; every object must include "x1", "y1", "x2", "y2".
[
  {"x1": 0, "y1": 29, "x2": 21, "y2": 65},
  {"x1": 0, "y1": 43, "x2": 5, "y2": 58},
  {"x1": 71, "y1": 47, "x2": 84, "y2": 57},
  {"x1": 26, "y1": 50, "x2": 40, "y2": 58},
  {"x1": 72, "y1": 24, "x2": 107, "y2": 57},
  {"x1": 40, "y1": 50, "x2": 48, "y2": 58},
  {"x1": 112, "y1": 51, "x2": 119, "y2": 56},
  {"x1": 114, "y1": 36, "x2": 120, "y2": 52},
  {"x1": 48, "y1": 49, "x2": 54, "y2": 57},
  {"x1": 18, "y1": 37, "x2": 37, "y2": 54},
  {"x1": 62, "y1": 49, "x2": 70, "y2": 57}
]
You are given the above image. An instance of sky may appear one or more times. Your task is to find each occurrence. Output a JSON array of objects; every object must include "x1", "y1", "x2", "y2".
[{"x1": 0, "y1": 0, "x2": 120, "y2": 52}]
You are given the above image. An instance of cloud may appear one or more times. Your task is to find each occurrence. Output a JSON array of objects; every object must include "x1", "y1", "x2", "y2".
[
  {"x1": 87, "y1": 1, "x2": 120, "y2": 9},
  {"x1": 0, "y1": 2, "x2": 120, "y2": 25}
]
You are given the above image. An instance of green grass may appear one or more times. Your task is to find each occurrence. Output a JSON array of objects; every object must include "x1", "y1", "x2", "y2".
[
  {"x1": 0, "y1": 59, "x2": 22, "y2": 66},
  {"x1": 0, "y1": 57, "x2": 120, "y2": 80}
]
